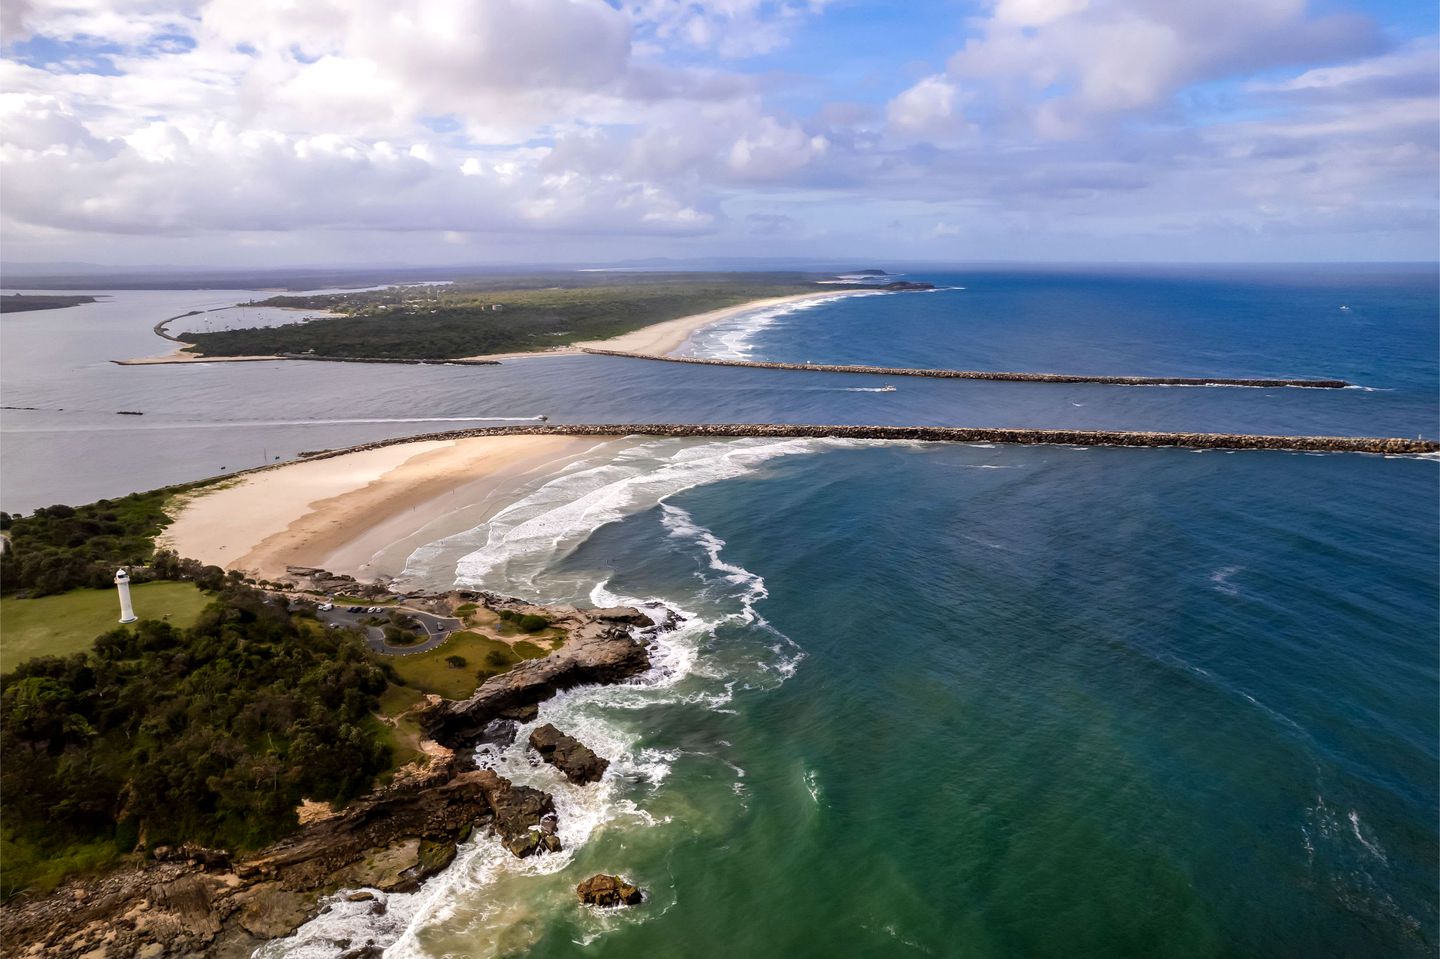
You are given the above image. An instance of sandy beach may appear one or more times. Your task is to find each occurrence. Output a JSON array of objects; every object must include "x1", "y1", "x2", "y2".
[
  {"x1": 452, "y1": 290, "x2": 868, "y2": 362},
  {"x1": 161, "y1": 434, "x2": 611, "y2": 582}
]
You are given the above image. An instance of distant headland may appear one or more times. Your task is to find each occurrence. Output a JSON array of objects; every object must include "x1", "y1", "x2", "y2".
[{"x1": 0, "y1": 293, "x2": 98, "y2": 313}]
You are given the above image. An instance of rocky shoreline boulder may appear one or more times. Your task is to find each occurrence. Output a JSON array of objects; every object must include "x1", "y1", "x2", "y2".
[
  {"x1": 0, "y1": 767, "x2": 560, "y2": 958},
  {"x1": 530, "y1": 724, "x2": 610, "y2": 784},
  {"x1": 577, "y1": 874, "x2": 643, "y2": 908},
  {"x1": 0, "y1": 594, "x2": 670, "y2": 959},
  {"x1": 482, "y1": 777, "x2": 561, "y2": 858},
  {"x1": 422, "y1": 607, "x2": 656, "y2": 747}
]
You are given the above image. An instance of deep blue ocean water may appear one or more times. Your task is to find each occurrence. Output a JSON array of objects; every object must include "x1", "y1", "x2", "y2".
[{"x1": 2, "y1": 267, "x2": 1436, "y2": 957}]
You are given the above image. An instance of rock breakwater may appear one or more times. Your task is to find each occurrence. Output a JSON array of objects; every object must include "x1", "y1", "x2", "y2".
[
  {"x1": 266, "y1": 424, "x2": 1438, "y2": 464},
  {"x1": 580, "y1": 348, "x2": 1352, "y2": 389}
]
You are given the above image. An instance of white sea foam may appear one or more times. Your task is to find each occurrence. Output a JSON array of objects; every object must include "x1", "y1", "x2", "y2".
[
  {"x1": 1209, "y1": 565, "x2": 1243, "y2": 596},
  {"x1": 405, "y1": 436, "x2": 874, "y2": 596},
  {"x1": 1348, "y1": 810, "x2": 1388, "y2": 864},
  {"x1": 272, "y1": 438, "x2": 867, "y2": 956},
  {"x1": 680, "y1": 291, "x2": 889, "y2": 360}
]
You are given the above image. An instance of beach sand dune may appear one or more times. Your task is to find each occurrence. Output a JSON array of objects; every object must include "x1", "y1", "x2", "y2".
[
  {"x1": 161, "y1": 434, "x2": 608, "y2": 583},
  {"x1": 460, "y1": 290, "x2": 863, "y2": 361}
]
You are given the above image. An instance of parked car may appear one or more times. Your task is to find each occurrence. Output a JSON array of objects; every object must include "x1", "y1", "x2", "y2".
[{"x1": 318, "y1": 603, "x2": 333, "y2": 611}]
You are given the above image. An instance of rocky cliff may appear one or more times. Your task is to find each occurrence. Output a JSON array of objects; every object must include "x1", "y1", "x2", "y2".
[
  {"x1": 0, "y1": 764, "x2": 533, "y2": 959},
  {"x1": 1, "y1": 600, "x2": 667, "y2": 959}
]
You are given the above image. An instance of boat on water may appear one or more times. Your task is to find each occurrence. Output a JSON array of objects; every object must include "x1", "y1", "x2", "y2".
[{"x1": 876, "y1": 385, "x2": 897, "y2": 393}]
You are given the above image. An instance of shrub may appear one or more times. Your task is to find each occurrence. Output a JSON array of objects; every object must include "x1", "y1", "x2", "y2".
[
  {"x1": 0, "y1": 585, "x2": 390, "y2": 896},
  {"x1": 382, "y1": 625, "x2": 417, "y2": 646}
]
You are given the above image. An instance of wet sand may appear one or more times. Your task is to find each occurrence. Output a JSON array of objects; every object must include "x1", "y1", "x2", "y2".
[{"x1": 161, "y1": 434, "x2": 611, "y2": 582}]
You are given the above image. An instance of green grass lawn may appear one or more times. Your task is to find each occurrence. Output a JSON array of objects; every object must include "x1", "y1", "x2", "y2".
[
  {"x1": 0, "y1": 581, "x2": 213, "y2": 670},
  {"x1": 379, "y1": 631, "x2": 552, "y2": 700},
  {"x1": 373, "y1": 685, "x2": 428, "y2": 777}
]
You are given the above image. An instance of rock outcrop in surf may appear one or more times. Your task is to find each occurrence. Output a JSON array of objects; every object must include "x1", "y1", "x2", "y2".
[
  {"x1": 577, "y1": 874, "x2": 644, "y2": 907},
  {"x1": 530, "y1": 724, "x2": 611, "y2": 784},
  {"x1": 421, "y1": 606, "x2": 658, "y2": 748},
  {"x1": 0, "y1": 595, "x2": 671, "y2": 959}
]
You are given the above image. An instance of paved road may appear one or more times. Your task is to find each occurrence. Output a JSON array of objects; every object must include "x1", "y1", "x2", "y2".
[{"x1": 296, "y1": 601, "x2": 463, "y2": 656}]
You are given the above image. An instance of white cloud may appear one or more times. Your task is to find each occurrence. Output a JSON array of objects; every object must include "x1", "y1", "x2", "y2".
[
  {"x1": 946, "y1": 0, "x2": 1382, "y2": 136},
  {"x1": 0, "y1": 0, "x2": 1434, "y2": 263},
  {"x1": 887, "y1": 75, "x2": 965, "y2": 137},
  {"x1": 0, "y1": 0, "x2": 818, "y2": 242},
  {"x1": 991, "y1": 0, "x2": 1088, "y2": 28},
  {"x1": 727, "y1": 115, "x2": 828, "y2": 179}
]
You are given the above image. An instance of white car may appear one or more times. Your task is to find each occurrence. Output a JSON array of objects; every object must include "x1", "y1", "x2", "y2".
[{"x1": 318, "y1": 603, "x2": 334, "y2": 611}]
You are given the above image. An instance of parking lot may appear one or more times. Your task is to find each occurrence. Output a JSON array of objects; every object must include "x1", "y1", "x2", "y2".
[{"x1": 297, "y1": 600, "x2": 464, "y2": 656}]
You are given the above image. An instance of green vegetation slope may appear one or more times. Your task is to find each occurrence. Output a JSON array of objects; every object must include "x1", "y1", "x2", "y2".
[{"x1": 0, "y1": 587, "x2": 390, "y2": 897}]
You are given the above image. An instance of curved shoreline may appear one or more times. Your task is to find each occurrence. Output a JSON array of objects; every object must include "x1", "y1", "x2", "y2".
[
  {"x1": 579, "y1": 349, "x2": 1352, "y2": 389},
  {"x1": 122, "y1": 294, "x2": 1357, "y2": 391},
  {"x1": 160, "y1": 425, "x2": 1435, "y2": 584},
  {"x1": 119, "y1": 291, "x2": 870, "y2": 366}
]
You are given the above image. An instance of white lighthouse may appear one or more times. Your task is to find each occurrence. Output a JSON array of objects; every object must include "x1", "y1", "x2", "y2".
[{"x1": 114, "y1": 568, "x2": 137, "y2": 624}]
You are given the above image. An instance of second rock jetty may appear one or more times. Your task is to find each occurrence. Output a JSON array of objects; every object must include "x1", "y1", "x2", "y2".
[{"x1": 580, "y1": 349, "x2": 1352, "y2": 389}]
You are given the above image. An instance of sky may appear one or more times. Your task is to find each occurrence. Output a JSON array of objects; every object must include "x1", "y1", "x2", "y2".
[{"x1": 0, "y1": 0, "x2": 1436, "y2": 268}]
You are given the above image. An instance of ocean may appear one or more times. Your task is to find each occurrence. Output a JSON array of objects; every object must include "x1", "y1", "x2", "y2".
[{"x1": 3, "y1": 265, "x2": 1436, "y2": 957}]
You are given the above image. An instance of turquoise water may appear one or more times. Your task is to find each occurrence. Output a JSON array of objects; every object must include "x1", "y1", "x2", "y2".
[
  {"x1": 4, "y1": 269, "x2": 1435, "y2": 956},
  {"x1": 267, "y1": 267, "x2": 1434, "y2": 959},
  {"x1": 368, "y1": 440, "x2": 1432, "y2": 959},
  {"x1": 556, "y1": 444, "x2": 1438, "y2": 958}
]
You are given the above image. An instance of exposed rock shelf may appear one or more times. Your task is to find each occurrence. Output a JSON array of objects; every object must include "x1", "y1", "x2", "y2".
[
  {"x1": 0, "y1": 598, "x2": 668, "y2": 959},
  {"x1": 0, "y1": 764, "x2": 549, "y2": 959},
  {"x1": 580, "y1": 348, "x2": 1352, "y2": 388},
  {"x1": 421, "y1": 606, "x2": 657, "y2": 747}
]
